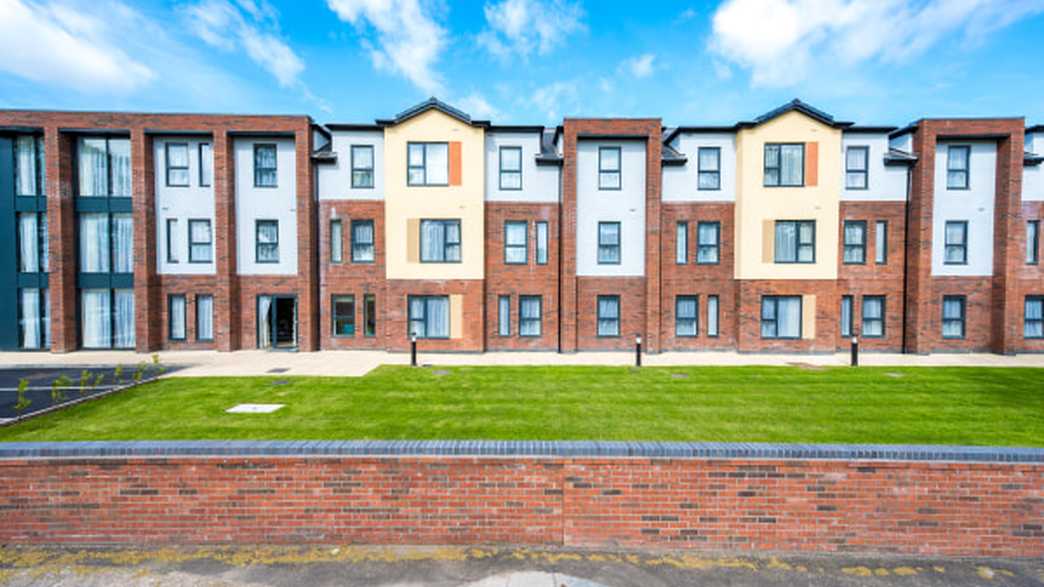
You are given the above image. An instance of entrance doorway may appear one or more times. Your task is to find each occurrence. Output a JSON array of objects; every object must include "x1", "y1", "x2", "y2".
[{"x1": 257, "y1": 295, "x2": 297, "y2": 350}]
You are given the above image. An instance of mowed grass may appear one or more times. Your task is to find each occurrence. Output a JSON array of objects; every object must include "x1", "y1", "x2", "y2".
[{"x1": 0, "y1": 365, "x2": 1042, "y2": 446}]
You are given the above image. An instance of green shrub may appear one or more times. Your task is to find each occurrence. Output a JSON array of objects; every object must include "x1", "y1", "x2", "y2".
[{"x1": 14, "y1": 378, "x2": 31, "y2": 415}]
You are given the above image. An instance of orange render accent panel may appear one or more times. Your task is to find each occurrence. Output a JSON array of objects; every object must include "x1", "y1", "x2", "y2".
[
  {"x1": 805, "y1": 142, "x2": 818, "y2": 187},
  {"x1": 449, "y1": 141, "x2": 462, "y2": 186}
]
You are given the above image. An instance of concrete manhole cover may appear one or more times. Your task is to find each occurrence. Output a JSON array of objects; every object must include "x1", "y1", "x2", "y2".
[
  {"x1": 226, "y1": 403, "x2": 285, "y2": 414},
  {"x1": 671, "y1": 373, "x2": 689, "y2": 379},
  {"x1": 885, "y1": 372, "x2": 904, "y2": 378},
  {"x1": 432, "y1": 369, "x2": 450, "y2": 376}
]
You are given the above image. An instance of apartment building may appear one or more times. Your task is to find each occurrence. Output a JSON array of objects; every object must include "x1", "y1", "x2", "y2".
[{"x1": 1, "y1": 99, "x2": 1041, "y2": 354}]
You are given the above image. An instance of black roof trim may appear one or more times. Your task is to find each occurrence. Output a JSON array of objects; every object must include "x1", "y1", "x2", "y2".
[
  {"x1": 737, "y1": 98, "x2": 853, "y2": 129},
  {"x1": 312, "y1": 123, "x2": 332, "y2": 140},
  {"x1": 1025, "y1": 151, "x2": 1044, "y2": 166},
  {"x1": 664, "y1": 126, "x2": 737, "y2": 142},
  {"x1": 883, "y1": 148, "x2": 918, "y2": 166},
  {"x1": 489, "y1": 125, "x2": 545, "y2": 133},
  {"x1": 845, "y1": 126, "x2": 899, "y2": 134},
  {"x1": 1027, "y1": 125, "x2": 1043, "y2": 133},
  {"x1": 889, "y1": 124, "x2": 918, "y2": 139},
  {"x1": 375, "y1": 97, "x2": 490, "y2": 128},
  {"x1": 325, "y1": 123, "x2": 383, "y2": 131}
]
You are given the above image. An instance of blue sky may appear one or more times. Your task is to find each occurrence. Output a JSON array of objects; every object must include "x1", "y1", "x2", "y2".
[{"x1": 2, "y1": 0, "x2": 1043, "y2": 127}]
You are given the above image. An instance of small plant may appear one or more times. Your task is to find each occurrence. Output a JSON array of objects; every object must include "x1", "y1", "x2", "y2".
[
  {"x1": 92, "y1": 373, "x2": 105, "y2": 390},
  {"x1": 113, "y1": 365, "x2": 124, "y2": 384},
  {"x1": 14, "y1": 378, "x2": 31, "y2": 415},
  {"x1": 51, "y1": 374, "x2": 71, "y2": 405},
  {"x1": 79, "y1": 370, "x2": 92, "y2": 395},
  {"x1": 151, "y1": 353, "x2": 166, "y2": 376},
  {"x1": 133, "y1": 362, "x2": 146, "y2": 384}
]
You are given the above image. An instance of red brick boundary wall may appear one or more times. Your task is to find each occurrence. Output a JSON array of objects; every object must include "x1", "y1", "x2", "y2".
[{"x1": 1, "y1": 450, "x2": 1041, "y2": 557}]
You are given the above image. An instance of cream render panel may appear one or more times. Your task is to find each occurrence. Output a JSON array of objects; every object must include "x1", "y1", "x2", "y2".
[
  {"x1": 734, "y1": 110, "x2": 842, "y2": 280},
  {"x1": 384, "y1": 109, "x2": 485, "y2": 280}
]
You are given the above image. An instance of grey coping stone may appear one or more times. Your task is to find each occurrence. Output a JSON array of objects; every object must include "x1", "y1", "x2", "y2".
[{"x1": 0, "y1": 440, "x2": 1041, "y2": 463}]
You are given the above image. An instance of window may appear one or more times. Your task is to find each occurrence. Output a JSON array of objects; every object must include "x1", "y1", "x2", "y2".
[
  {"x1": 330, "y1": 219, "x2": 343, "y2": 263},
  {"x1": 707, "y1": 295, "x2": 719, "y2": 337},
  {"x1": 875, "y1": 221, "x2": 888, "y2": 264},
  {"x1": 408, "y1": 295, "x2": 449, "y2": 339},
  {"x1": 944, "y1": 221, "x2": 967, "y2": 265},
  {"x1": 761, "y1": 296, "x2": 802, "y2": 339},
  {"x1": 351, "y1": 145, "x2": 374, "y2": 188},
  {"x1": 536, "y1": 221, "x2": 548, "y2": 265},
  {"x1": 840, "y1": 295, "x2": 853, "y2": 338},
  {"x1": 420, "y1": 219, "x2": 461, "y2": 262},
  {"x1": 862, "y1": 296, "x2": 885, "y2": 338},
  {"x1": 697, "y1": 147, "x2": 721, "y2": 190},
  {"x1": 79, "y1": 213, "x2": 133, "y2": 273},
  {"x1": 764, "y1": 143, "x2": 804, "y2": 187},
  {"x1": 519, "y1": 296, "x2": 542, "y2": 336},
  {"x1": 364, "y1": 294, "x2": 376, "y2": 337},
  {"x1": 77, "y1": 137, "x2": 130, "y2": 197},
  {"x1": 697, "y1": 221, "x2": 720, "y2": 264},
  {"x1": 504, "y1": 221, "x2": 528, "y2": 264},
  {"x1": 843, "y1": 220, "x2": 867, "y2": 264},
  {"x1": 18, "y1": 212, "x2": 48, "y2": 273},
  {"x1": 597, "y1": 221, "x2": 621, "y2": 264},
  {"x1": 80, "y1": 289, "x2": 134, "y2": 349},
  {"x1": 188, "y1": 219, "x2": 212, "y2": 263},
  {"x1": 675, "y1": 296, "x2": 698, "y2": 337},
  {"x1": 196, "y1": 294, "x2": 214, "y2": 341},
  {"x1": 332, "y1": 295, "x2": 355, "y2": 336},
  {"x1": 165, "y1": 143, "x2": 189, "y2": 187},
  {"x1": 774, "y1": 220, "x2": 815, "y2": 263},
  {"x1": 597, "y1": 295, "x2": 620, "y2": 337},
  {"x1": 15, "y1": 135, "x2": 45, "y2": 196},
  {"x1": 166, "y1": 219, "x2": 179, "y2": 263},
  {"x1": 253, "y1": 144, "x2": 278, "y2": 187},
  {"x1": 352, "y1": 220, "x2": 375, "y2": 263},
  {"x1": 497, "y1": 295, "x2": 510, "y2": 336},
  {"x1": 18, "y1": 288, "x2": 49, "y2": 349},
  {"x1": 499, "y1": 146, "x2": 522, "y2": 190},
  {"x1": 168, "y1": 295, "x2": 186, "y2": 340},
  {"x1": 942, "y1": 296, "x2": 966, "y2": 339},
  {"x1": 598, "y1": 146, "x2": 621, "y2": 190},
  {"x1": 946, "y1": 145, "x2": 970, "y2": 189},
  {"x1": 199, "y1": 143, "x2": 213, "y2": 187},
  {"x1": 407, "y1": 142, "x2": 449, "y2": 186},
  {"x1": 1025, "y1": 297, "x2": 1043, "y2": 339},
  {"x1": 256, "y1": 220, "x2": 279, "y2": 263},
  {"x1": 845, "y1": 146, "x2": 869, "y2": 189},
  {"x1": 676, "y1": 222, "x2": 688, "y2": 264},
  {"x1": 1028, "y1": 220, "x2": 1039, "y2": 265}
]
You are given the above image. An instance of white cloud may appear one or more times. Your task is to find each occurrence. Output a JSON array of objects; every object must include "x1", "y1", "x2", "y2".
[
  {"x1": 455, "y1": 93, "x2": 501, "y2": 120},
  {"x1": 0, "y1": 0, "x2": 154, "y2": 93},
  {"x1": 621, "y1": 53, "x2": 656, "y2": 79},
  {"x1": 327, "y1": 0, "x2": 447, "y2": 95},
  {"x1": 710, "y1": 0, "x2": 1044, "y2": 87},
  {"x1": 182, "y1": 0, "x2": 304, "y2": 88},
  {"x1": 530, "y1": 81, "x2": 579, "y2": 121},
  {"x1": 478, "y1": 0, "x2": 585, "y2": 59}
]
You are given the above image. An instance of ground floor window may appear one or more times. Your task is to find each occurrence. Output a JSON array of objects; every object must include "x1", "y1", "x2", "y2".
[
  {"x1": 840, "y1": 295, "x2": 853, "y2": 338},
  {"x1": 196, "y1": 294, "x2": 214, "y2": 341},
  {"x1": 707, "y1": 295, "x2": 719, "y2": 337},
  {"x1": 81, "y1": 288, "x2": 135, "y2": 349},
  {"x1": 942, "y1": 295, "x2": 965, "y2": 339},
  {"x1": 675, "y1": 296, "x2": 698, "y2": 337},
  {"x1": 597, "y1": 295, "x2": 620, "y2": 337},
  {"x1": 519, "y1": 295, "x2": 542, "y2": 337},
  {"x1": 861, "y1": 296, "x2": 885, "y2": 337},
  {"x1": 18, "y1": 288, "x2": 50, "y2": 349},
  {"x1": 761, "y1": 296, "x2": 801, "y2": 339},
  {"x1": 497, "y1": 295, "x2": 510, "y2": 336},
  {"x1": 168, "y1": 295, "x2": 186, "y2": 340},
  {"x1": 1025, "y1": 296, "x2": 1043, "y2": 339},
  {"x1": 364, "y1": 294, "x2": 376, "y2": 337},
  {"x1": 408, "y1": 295, "x2": 449, "y2": 339},
  {"x1": 333, "y1": 295, "x2": 356, "y2": 336}
]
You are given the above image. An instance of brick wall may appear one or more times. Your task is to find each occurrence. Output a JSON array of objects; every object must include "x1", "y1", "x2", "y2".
[
  {"x1": 576, "y1": 276, "x2": 645, "y2": 350},
  {"x1": 384, "y1": 279, "x2": 485, "y2": 352},
  {"x1": 157, "y1": 276, "x2": 220, "y2": 350},
  {"x1": 0, "y1": 455, "x2": 1039, "y2": 557},
  {"x1": 736, "y1": 280, "x2": 839, "y2": 352}
]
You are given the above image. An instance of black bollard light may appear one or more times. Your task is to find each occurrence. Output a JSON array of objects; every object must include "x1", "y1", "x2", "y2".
[
  {"x1": 410, "y1": 333, "x2": 418, "y2": 367},
  {"x1": 635, "y1": 334, "x2": 642, "y2": 368},
  {"x1": 850, "y1": 336, "x2": 859, "y2": 367}
]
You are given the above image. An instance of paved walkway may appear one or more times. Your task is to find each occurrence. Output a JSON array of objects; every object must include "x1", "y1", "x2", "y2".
[{"x1": 0, "y1": 349, "x2": 1042, "y2": 377}]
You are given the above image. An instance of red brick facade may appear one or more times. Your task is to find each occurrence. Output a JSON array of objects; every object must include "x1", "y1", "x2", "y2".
[{"x1": 0, "y1": 455, "x2": 1040, "y2": 557}]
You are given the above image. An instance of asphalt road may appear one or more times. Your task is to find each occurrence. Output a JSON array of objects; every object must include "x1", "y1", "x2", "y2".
[
  {"x1": 0, "y1": 365, "x2": 168, "y2": 420},
  {"x1": 0, "y1": 546, "x2": 1040, "y2": 586}
]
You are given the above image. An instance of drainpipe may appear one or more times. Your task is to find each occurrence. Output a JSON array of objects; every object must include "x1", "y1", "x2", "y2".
[{"x1": 900, "y1": 159, "x2": 913, "y2": 354}]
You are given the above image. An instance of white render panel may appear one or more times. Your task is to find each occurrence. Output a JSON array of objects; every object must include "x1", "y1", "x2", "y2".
[
  {"x1": 841, "y1": 133, "x2": 907, "y2": 201},
  {"x1": 235, "y1": 138, "x2": 298, "y2": 275},
  {"x1": 576, "y1": 141, "x2": 646, "y2": 276},
  {"x1": 662, "y1": 132, "x2": 736, "y2": 202},
  {"x1": 931, "y1": 141, "x2": 995, "y2": 277},
  {"x1": 154, "y1": 137, "x2": 216, "y2": 275},
  {"x1": 317, "y1": 130, "x2": 384, "y2": 200},
  {"x1": 484, "y1": 131, "x2": 559, "y2": 202},
  {"x1": 1025, "y1": 132, "x2": 1043, "y2": 201}
]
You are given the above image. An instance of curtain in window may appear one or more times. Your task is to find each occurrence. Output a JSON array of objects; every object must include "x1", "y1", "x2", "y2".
[
  {"x1": 942, "y1": 298, "x2": 963, "y2": 337},
  {"x1": 775, "y1": 222, "x2": 796, "y2": 262},
  {"x1": 777, "y1": 297, "x2": 801, "y2": 338},
  {"x1": 599, "y1": 223, "x2": 620, "y2": 263},
  {"x1": 875, "y1": 221, "x2": 887, "y2": 264},
  {"x1": 191, "y1": 220, "x2": 212, "y2": 262},
  {"x1": 330, "y1": 220, "x2": 343, "y2": 262},
  {"x1": 200, "y1": 143, "x2": 213, "y2": 186},
  {"x1": 43, "y1": 288, "x2": 50, "y2": 348},
  {"x1": 601, "y1": 148, "x2": 619, "y2": 170},
  {"x1": 81, "y1": 289, "x2": 111, "y2": 348},
  {"x1": 408, "y1": 144, "x2": 425, "y2": 184},
  {"x1": 520, "y1": 297, "x2": 541, "y2": 336},
  {"x1": 39, "y1": 213, "x2": 48, "y2": 272},
  {"x1": 114, "y1": 289, "x2": 135, "y2": 348},
  {"x1": 258, "y1": 296, "x2": 273, "y2": 348},
  {"x1": 421, "y1": 220, "x2": 444, "y2": 261},
  {"x1": 947, "y1": 147, "x2": 968, "y2": 187},
  {"x1": 781, "y1": 145, "x2": 803, "y2": 185},
  {"x1": 675, "y1": 223, "x2": 687, "y2": 263},
  {"x1": 862, "y1": 297, "x2": 883, "y2": 336},
  {"x1": 18, "y1": 213, "x2": 38, "y2": 273},
  {"x1": 19, "y1": 289, "x2": 41, "y2": 349},
  {"x1": 15, "y1": 136, "x2": 38, "y2": 195},
  {"x1": 409, "y1": 297, "x2": 426, "y2": 337},
  {"x1": 707, "y1": 296, "x2": 719, "y2": 337},
  {"x1": 845, "y1": 148, "x2": 867, "y2": 189},
  {"x1": 844, "y1": 223, "x2": 864, "y2": 263},
  {"x1": 257, "y1": 222, "x2": 279, "y2": 262},
  {"x1": 426, "y1": 297, "x2": 449, "y2": 338},
  {"x1": 78, "y1": 138, "x2": 108, "y2": 196},
  {"x1": 354, "y1": 146, "x2": 373, "y2": 169},
  {"x1": 353, "y1": 222, "x2": 375, "y2": 261},
  {"x1": 109, "y1": 139, "x2": 131, "y2": 196},
  {"x1": 197, "y1": 295, "x2": 214, "y2": 340},
  {"x1": 505, "y1": 222, "x2": 527, "y2": 263},
  {"x1": 1026, "y1": 300, "x2": 1043, "y2": 338},
  {"x1": 170, "y1": 297, "x2": 186, "y2": 339},
  {"x1": 840, "y1": 297, "x2": 852, "y2": 337},
  {"x1": 536, "y1": 222, "x2": 548, "y2": 264},
  {"x1": 498, "y1": 296, "x2": 510, "y2": 336},
  {"x1": 798, "y1": 222, "x2": 815, "y2": 262},
  {"x1": 444, "y1": 222, "x2": 460, "y2": 261},
  {"x1": 426, "y1": 144, "x2": 449, "y2": 185},
  {"x1": 598, "y1": 297, "x2": 619, "y2": 336},
  {"x1": 698, "y1": 223, "x2": 719, "y2": 263},
  {"x1": 761, "y1": 300, "x2": 776, "y2": 337},
  {"x1": 167, "y1": 144, "x2": 189, "y2": 185},
  {"x1": 79, "y1": 214, "x2": 110, "y2": 272},
  {"x1": 764, "y1": 145, "x2": 780, "y2": 185},
  {"x1": 945, "y1": 223, "x2": 965, "y2": 263},
  {"x1": 676, "y1": 297, "x2": 697, "y2": 336},
  {"x1": 698, "y1": 149, "x2": 719, "y2": 189},
  {"x1": 112, "y1": 214, "x2": 133, "y2": 272}
]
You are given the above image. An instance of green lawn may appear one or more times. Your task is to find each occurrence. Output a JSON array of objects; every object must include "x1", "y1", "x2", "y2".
[{"x1": 1, "y1": 365, "x2": 1042, "y2": 446}]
